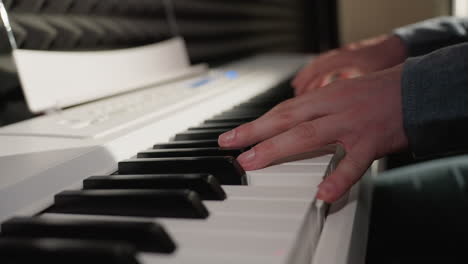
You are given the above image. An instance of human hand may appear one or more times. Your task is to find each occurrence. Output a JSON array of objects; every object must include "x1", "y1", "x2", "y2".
[
  {"x1": 219, "y1": 64, "x2": 408, "y2": 202},
  {"x1": 293, "y1": 34, "x2": 407, "y2": 96}
]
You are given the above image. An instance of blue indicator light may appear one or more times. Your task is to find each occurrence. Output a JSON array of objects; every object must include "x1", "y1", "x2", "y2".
[
  {"x1": 225, "y1": 70, "x2": 239, "y2": 79},
  {"x1": 190, "y1": 78, "x2": 212, "y2": 88}
]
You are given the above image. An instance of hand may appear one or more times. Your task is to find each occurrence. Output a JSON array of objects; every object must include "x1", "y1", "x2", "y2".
[
  {"x1": 219, "y1": 64, "x2": 408, "y2": 202},
  {"x1": 293, "y1": 35, "x2": 407, "y2": 96}
]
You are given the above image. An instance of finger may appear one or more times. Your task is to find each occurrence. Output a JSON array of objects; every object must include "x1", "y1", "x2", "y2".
[
  {"x1": 304, "y1": 71, "x2": 338, "y2": 94},
  {"x1": 218, "y1": 95, "x2": 329, "y2": 148},
  {"x1": 293, "y1": 50, "x2": 340, "y2": 88},
  {"x1": 294, "y1": 56, "x2": 349, "y2": 92},
  {"x1": 316, "y1": 137, "x2": 376, "y2": 203},
  {"x1": 236, "y1": 115, "x2": 344, "y2": 170},
  {"x1": 294, "y1": 66, "x2": 328, "y2": 92}
]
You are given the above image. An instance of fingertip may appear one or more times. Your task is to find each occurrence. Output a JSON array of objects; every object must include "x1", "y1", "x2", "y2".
[
  {"x1": 316, "y1": 181, "x2": 338, "y2": 202},
  {"x1": 218, "y1": 129, "x2": 236, "y2": 147}
]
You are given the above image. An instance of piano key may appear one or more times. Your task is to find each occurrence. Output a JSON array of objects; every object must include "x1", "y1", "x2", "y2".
[
  {"x1": 249, "y1": 164, "x2": 329, "y2": 175},
  {"x1": 174, "y1": 129, "x2": 229, "y2": 141},
  {"x1": 83, "y1": 174, "x2": 226, "y2": 200},
  {"x1": 153, "y1": 140, "x2": 220, "y2": 149},
  {"x1": 187, "y1": 122, "x2": 243, "y2": 130},
  {"x1": 1, "y1": 217, "x2": 175, "y2": 253},
  {"x1": 0, "y1": 238, "x2": 139, "y2": 264},
  {"x1": 137, "y1": 148, "x2": 243, "y2": 159},
  {"x1": 212, "y1": 112, "x2": 263, "y2": 119},
  {"x1": 237, "y1": 101, "x2": 280, "y2": 108},
  {"x1": 41, "y1": 194, "x2": 314, "y2": 260},
  {"x1": 48, "y1": 190, "x2": 209, "y2": 218},
  {"x1": 281, "y1": 155, "x2": 334, "y2": 165},
  {"x1": 119, "y1": 157, "x2": 246, "y2": 185},
  {"x1": 1, "y1": 217, "x2": 176, "y2": 253},
  {"x1": 222, "y1": 186, "x2": 313, "y2": 202},
  {"x1": 42, "y1": 212, "x2": 303, "y2": 237},
  {"x1": 216, "y1": 109, "x2": 268, "y2": 116},
  {"x1": 35, "y1": 213, "x2": 299, "y2": 263},
  {"x1": 40, "y1": 186, "x2": 317, "y2": 261},
  {"x1": 247, "y1": 163, "x2": 327, "y2": 187},
  {"x1": 204, "y1": 116, "x2": 256, "y2": 124}
]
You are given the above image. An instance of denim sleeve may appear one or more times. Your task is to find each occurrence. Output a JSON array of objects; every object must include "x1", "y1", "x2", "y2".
[
  {"x1": 394, "y1": 16, "x2": 468, "y2": 56},
  {"x1": 401, "y1": 42, "x2": 468, "y2": 158}
]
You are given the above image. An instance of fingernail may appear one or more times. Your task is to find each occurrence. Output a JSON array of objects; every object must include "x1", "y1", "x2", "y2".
[
  {"x1": 318, "y1": 182, "x2": 335, "y2": 199},
  {"x1": 237, "y1": 149, "x2": 256, "y2": 165},
  {"x1": 219, "y1": 130, "x2": 236, "y2": 145}
]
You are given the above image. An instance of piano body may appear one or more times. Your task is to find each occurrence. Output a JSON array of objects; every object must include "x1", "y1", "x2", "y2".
[{"x1": 0, "y1": 1, "x2": 372, "y2": 263}]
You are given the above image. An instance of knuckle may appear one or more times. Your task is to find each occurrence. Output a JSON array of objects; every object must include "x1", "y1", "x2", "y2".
[
  {"x1": 277, "y1": 99, "x2": 295, "y2": 111},
  {"x1": 293, "y1": 123, "x2": 317, "y2": 140},
  {"x1": 273, "y1": 111, "x2": 295, "y2": 131}
]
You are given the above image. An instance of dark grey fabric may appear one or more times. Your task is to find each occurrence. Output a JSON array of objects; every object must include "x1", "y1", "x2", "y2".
[
  {"x1": 401, "y1": 43, "x2": 468, "y2": 157},
  {"x1": 395, "y1": 16, "x2": 468, "y2": 56},
  {"x1": 394, "y1": 17, "x2": 468, "y2": 158}
]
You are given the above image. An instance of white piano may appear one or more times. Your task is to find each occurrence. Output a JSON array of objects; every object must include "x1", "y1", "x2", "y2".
[{"x1": 0, "y1": 38, "x2": 373, "y2": 264}]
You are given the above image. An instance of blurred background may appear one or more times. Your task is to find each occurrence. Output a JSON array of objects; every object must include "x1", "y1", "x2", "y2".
[{"x1": 0, "y1": 0, "x2": 463, "y2": 126}]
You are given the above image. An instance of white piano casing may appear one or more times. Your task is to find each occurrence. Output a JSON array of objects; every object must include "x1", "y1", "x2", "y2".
[{"x1": 0, "y1": 53, "x2": 372, "y2": 264}]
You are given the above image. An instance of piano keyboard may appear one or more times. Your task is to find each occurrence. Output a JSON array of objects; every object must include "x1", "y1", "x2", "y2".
[{"x1": 0, "y1": 55, "x2": 370, "y2": 264}]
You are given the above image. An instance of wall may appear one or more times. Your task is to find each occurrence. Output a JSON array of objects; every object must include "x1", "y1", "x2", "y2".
[{"x1": 339, "y1": 0, "x2": 451, "y2": 44}]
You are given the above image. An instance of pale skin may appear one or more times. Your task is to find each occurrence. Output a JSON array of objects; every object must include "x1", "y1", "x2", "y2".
[{"x1": 219, "y1": 34, "x2": 411, "y2": 202}]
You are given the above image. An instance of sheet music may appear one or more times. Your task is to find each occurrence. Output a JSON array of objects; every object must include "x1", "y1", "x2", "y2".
[{"x1": 13, "y1": 37, "x2": 202, "y2": 113}]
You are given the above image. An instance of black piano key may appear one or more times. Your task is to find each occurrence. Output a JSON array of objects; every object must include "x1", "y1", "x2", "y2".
[
  {"x1": 218, "y1": 108, "x2": 268, "y2": 116},
  {"x1": 188, "y1": 122, "x2": 242, "y2": 130},
  {"x1": 213, "y1": 112, "x2": 263, "y2": 119},
  {"x1": 84, "y1": 174, "x2": 226, "y2": 200},
  {"x1": 1, "y1": 217, "x2": 176, "y2": 253},
  {"x1": 119, "y1": 157, "x2": 246, "y2": 185},
  {"x1": 0, "y1": 238, "x2": 139, "y2": 264},
  {"x1": 48, "y1": 190, "x2": 209, "y2": 219},
  {"x1": 153, "y1": 140, "x2": 219, "y2": 149},
  {"x1": 174, "y1": 129, "x2": 230, "y2": 141},
  {"x1": 237, "y1": 101, "x2": 280, "y2": 108},
  {"x1": 204, "y1": 116, "x2": 256, "y2": 124}
]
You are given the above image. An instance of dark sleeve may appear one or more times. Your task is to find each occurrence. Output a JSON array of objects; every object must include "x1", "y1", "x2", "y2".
[
  {"x1": 401, "y1": 42, "x2": 468, "y2": 158},
  {"x1": 394, "y1": 16, "x2": 468, "y2": 56}
]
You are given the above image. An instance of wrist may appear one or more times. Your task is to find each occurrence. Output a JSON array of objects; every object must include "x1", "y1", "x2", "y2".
[{"x1": 380, "y1": 35, "x2": 408, "y2": 66}]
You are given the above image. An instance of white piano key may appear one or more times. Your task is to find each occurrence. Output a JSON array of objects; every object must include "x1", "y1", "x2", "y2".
[
  {"x1": 247, "y1": 171, "x2": 324, "y2": 187},
  {"x1": 222, "y1": 186, "x2": 314, "y2": 201},
  {"x1": 40, "y1": 197, "x2": 313, "y2": 259},
  {"x1": 140, "y1": 250, "x2": 284, "y2": 264},
  {"x1": 42, "y1": 213, "x2": 304, "y2": 236},
  {"x1": 282, "y1": 155, "x2": 333, "y2": 165},
  {"x1": 247, "y1": 162, "x2": 329, "y2": 187},
  {"x1": 205, "y1": 199, "x2": 312, "y2": 218},
  {"x1": 250, "y1": 164, "x2": 328, "y2": 174}
]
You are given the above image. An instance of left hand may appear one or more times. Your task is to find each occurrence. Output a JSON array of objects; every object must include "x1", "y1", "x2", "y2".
[{"x1": 218, "y1": 64, "x2": 408, "y2": 202}]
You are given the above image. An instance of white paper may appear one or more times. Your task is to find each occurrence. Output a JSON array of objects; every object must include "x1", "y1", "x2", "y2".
[{"x1": 13, "y1": 37, "x2": 194, "y2": 113}]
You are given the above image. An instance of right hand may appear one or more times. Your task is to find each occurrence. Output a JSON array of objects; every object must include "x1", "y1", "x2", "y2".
[{"x1": 292, "y1": 34, "x2": 408, "y2": 96}]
